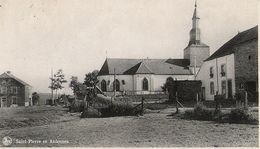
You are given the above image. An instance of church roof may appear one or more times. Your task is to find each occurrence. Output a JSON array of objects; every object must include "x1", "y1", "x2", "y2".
[
  {"x1": 0, "y1": 72, "x2": 31, "y2": 86},
  {"x1": 205, "y1": 26, "x2": 258, "y2": 61},
  {"x1": 98, "y1": 58, "x2": 192, "y2": 76}
]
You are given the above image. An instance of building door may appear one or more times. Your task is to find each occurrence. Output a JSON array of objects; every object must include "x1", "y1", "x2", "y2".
[
  {"x1": 245, "y1": 81, "x2": 257, "y2": 101},
  {"x1": 228, "y1": 80, "x2": 232, "y2": 98},
  {"x1": 246, "y1": 81, "x2": 256, "y2": 93},
  {"x1": 1, "y1": 97, "x2": 7, "y2": 108}
]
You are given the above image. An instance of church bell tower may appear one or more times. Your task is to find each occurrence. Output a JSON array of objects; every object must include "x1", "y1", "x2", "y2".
[{"x1": 184, "y1": 0, "x2": 210, "y2": 74}]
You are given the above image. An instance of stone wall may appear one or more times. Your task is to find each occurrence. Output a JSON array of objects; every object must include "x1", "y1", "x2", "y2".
[
  {"x1": 0, "y1": 78, "x2": 26, "y2": 107},
  {"x1": 234, "y1": 39, "x2": 258, "y2": 94}
]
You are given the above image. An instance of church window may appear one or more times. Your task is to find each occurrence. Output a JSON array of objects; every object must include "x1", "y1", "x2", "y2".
[
  {"x1": 142, "y1": 78, "x2": 149, "y2": 91},
  {"x1": 122, "y1": 80, "x2": 125, "y2": 85},
  {"x1": 166, "y1": 77, "x2": 174, "y2": 83},
  {"x1": 101, "y1": 80, "x2": 107, "y2": 92},
  {"x1": 113, "y1": 79, "x2": 120, "y2": 91}
]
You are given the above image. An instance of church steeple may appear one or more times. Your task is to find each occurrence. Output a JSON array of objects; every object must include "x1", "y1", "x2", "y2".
[
  {"x1": 184, "y1": 0, "x2": 209, "y2": 69},
  {"x1": 189, "y1": 0, "x2": 201, "y2": 45}
]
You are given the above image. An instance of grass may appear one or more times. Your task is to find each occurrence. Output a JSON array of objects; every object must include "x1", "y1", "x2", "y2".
[
  {"x1": 0, "y1": 106, "x2": 78, "y2": 130},
  {"x1": 182, "y1": 104, "x2": 258, "y2": 125}
]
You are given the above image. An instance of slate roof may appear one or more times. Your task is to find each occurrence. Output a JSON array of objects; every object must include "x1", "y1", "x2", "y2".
[
  {"x1": 0, "y1": 72, "x2": 31, "y2": 86},
  {"x1": 98, "y1": 58, "x2": 192, "y2": 76},
  {"x1": 205, "y1": 26, "x2": 258, "y2": 61}
]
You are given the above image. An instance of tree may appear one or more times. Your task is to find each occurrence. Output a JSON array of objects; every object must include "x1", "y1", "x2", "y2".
[
  {"x1": 49, "y1": 69, "x2": 67, "y2": 103},
  {"x1": 69, "y1": 76, "x2": 85, "y2": 99},
  {"x1": 32, "y1": 92, "x2": 40, "y2": 106},
  {"x1": 69, "y1": 76, "x2": 79, "y2": 95},
  {"x1": 84, "y1": 70, "x2": 99, "y2": 87}
]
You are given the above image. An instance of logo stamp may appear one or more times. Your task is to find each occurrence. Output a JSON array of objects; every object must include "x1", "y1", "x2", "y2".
[{"x1": 2, "y1": 136, "x2": 12, "y2": 146}]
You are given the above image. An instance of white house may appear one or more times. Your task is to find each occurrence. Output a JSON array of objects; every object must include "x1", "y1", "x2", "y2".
[{"x1": 196, "y1": 26, "x2": 258, "y2": 101}]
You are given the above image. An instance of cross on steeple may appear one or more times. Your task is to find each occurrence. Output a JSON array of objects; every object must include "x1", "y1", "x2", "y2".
[{"x1": 189, "y1": 0, "x2": 201, "y2": 45}]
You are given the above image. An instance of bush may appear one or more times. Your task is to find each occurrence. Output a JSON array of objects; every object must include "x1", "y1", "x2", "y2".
[
  {"x1": 69, "y1": 99, "x2": 85, "y2": 112},
  {"x1": 80, "y1": 106, "x2": 101, "y2": 118},
  {"x1": 183, "y1": 105, "x2": 258, "y2": 125},
  {"x1": 226, "y1": 108, "x2": 258, "y2": 124},
  {"x1": 193, "y1": 104, "x2": 215, "y2": 121},
  {"x1": 100, "y1": 103, "x2": 142, "y2": 117},
  {"x1": 183, "y1": 104, "x2": 215, "y2": 121}
]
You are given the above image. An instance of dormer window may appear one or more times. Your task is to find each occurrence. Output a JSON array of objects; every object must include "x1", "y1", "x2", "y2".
[
  {"x1": 209, "y1": 67, "x2": 214, "y2": 78},
  {"x1": 221, "y1": 64, "x2": 226, "y2": 77}
]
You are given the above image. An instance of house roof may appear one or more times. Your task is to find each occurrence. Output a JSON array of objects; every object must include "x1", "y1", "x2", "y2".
[
  {"x1": 205, "y1": 26, "x2": 258, "y2": 61},
  {"x1": 98, "y1": 58, "x2": 192, "y2": 76},
  {"x1": 0, "y1": 72, "x2": 31, "y2": 86}
]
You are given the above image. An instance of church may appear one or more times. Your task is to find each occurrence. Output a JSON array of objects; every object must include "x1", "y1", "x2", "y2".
[{"x1": 97, "y1": 1, "x2": 210, "y2": 95}]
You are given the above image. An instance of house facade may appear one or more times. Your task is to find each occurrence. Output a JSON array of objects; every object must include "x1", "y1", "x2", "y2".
[
  {"x1": 0, "y1": 71, "x2": 32, "y2": 108},
  {"x1": 97, "y1": 1, "x2": 210, "y2": 95},
  {"x1": 196, "y1": 26, "x2": 258, "y2": 101}
]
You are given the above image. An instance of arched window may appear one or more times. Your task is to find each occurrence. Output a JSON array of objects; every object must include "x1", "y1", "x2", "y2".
[
  {"x1": 142, "y1": 78, "x2": 149, "y2": 91},
  {"x1": 101, "y1": 80, "x2": 107, "y2": 92},
  {"x1": 166, "y1": 77, "x2": 174, "y2": 84},
  {"x1": 113, "y1": 79, "x2": 120, "y2": 91}
]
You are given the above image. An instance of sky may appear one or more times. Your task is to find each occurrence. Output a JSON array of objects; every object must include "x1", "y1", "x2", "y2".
[{"x1": 0, "y1": 0, "x2": 258, "y2": 94}]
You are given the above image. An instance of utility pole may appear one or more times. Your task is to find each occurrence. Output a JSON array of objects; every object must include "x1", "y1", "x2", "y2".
[
  {"x1": 51, "y1": 68, "x2": 54, "y2": 105},
  {"x1": 194, "y1": 55, "x2": 197, "y2": 80},
  {"x1": 114, "y1": 68, "x2": 116, "y2": 97}
]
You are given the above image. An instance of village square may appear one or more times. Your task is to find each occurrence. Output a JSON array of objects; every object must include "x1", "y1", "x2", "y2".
[{"x1": 0, "y1": 0, "x2": 258, "y2": 147}]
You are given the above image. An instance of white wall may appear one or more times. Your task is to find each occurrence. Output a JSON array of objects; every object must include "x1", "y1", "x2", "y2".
[
  {"x1": 97, "y1": 75, "x2": 133, "y2": 92},
  {"x1": 98, "y1": 74, "x2": 194, "y2": 93},
  {"x1": 196, "y1": 54, "x2": 235, "y2": 100}
]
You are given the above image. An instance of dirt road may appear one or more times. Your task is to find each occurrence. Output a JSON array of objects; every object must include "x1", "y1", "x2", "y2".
[{"x1": 0, "y1": 108, "x2": 258, "y2": 147}]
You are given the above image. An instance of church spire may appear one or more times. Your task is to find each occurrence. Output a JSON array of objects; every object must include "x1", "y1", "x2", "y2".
[
  {"x1": 189, "y1": 0, "x2": 201, "y2": 45},
  {"x1": 192, "y1": 0, "x2": 198, "y2": 20}
]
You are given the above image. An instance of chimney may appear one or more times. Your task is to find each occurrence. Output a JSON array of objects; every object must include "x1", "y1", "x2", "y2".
[{"x1": 6, "y1": 71, "x2": 11, "y2": 74}]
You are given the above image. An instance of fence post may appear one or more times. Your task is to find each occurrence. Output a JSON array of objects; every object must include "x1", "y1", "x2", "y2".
[
  {"x1": 244, "y1": 91, "x2": 248, "y2": 109},
  {"x1": 175, "y1": 92, "x2": 179, "y2": 114},
  {"x1": 141, "y1": 96, "x2": 144, "y2": 115},
  {"x1": 196, "y1": 93, "x2": 199, "y2": 104},
  {"x1": 86, "y1": 100, "x2": 89, "y2": 117}
]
